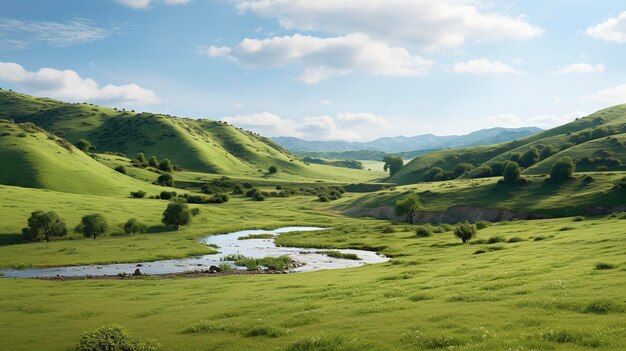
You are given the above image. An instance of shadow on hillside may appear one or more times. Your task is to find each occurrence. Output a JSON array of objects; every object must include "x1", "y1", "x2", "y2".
[{"x1": 0, "y1": 234, "x2": 25, "y2": 246}]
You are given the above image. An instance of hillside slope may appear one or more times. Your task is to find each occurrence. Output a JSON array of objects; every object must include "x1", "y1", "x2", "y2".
[
  {"x1": 0, "y1": 120, "x2": 162, "y2": 196},
  {"x1": 390, "y1": 105, "x2": 626, "y2": 184}
]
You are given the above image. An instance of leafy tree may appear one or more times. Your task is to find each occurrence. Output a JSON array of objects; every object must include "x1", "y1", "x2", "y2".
[
  {"x1": 519, "y1": 147, "x2": 540, "y2": 168},
  {"x1": 159, "y1": 159, "x2": 173, "y2": 172},
  {"x1": 453, "y1": 163, "x2": 474, "y2": 177},
  {"x1": 130, "y1": 190, "x2": 146, "y2": 198},
  {"x1": 540, "y1": 145, "x2": 557, "y2": 160},
  {"x1": 162, "y1": 203, "x2": 193, "y2": 230},
  {"x1": 509, "y1": 152, "x2": 522, "y2": 163},
  {"x1": 123, "y1": 218, "x2": 147, "y2": 235},
  {"x1": 156, "y1": 174, "x2": 174, "y2": 187},
  {"x1": 268, "y1": 165, "x2": 278, "y2": 174},
  {"x1": 137, "y1": 152, "x2": 147, "y2": 164},
  {"x1": 22, "y1": 210, "x2": 68, "y2": 242},
  {"x1": 454, "y1": 222, "x2": 477, "y2": 243},
  {"x1": 469, "y1": 164, "x2": 492, "y2": 178},
  {"x1": 591, "y1": 126, "x2": 609, "y2": 140},
  {"x1": 76, "y1": 139, "x2": 94, "y2": 151},
  {"x1": 148, "y1": 156, "x2": 159, "y2": 168},
  {"x1": 114, "y1": 166, "x2": 127, "y2": 174},
  {"x1": 550, "y1": 156, "x2": 575, "y2": 182},
  {"x1": 159, "y1": 191, "x2": 175, "y2": 200},
  {"x1": 75, "y1": 214, "x2": 108, "y2": 239},
  {"x1": 383, "y1": 155, "x2": 404, "y2": 177},
  {"x1": 502, "y1": 161, "x2": 521, "y2": 184},
  {"x1": 395, "y1": 195, "x2": 421, "y2": 224}
]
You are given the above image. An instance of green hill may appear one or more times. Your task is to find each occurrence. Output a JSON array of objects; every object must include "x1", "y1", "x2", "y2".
[
  {"x1": 390, "y1": 105, "x2": 626, "y2": 184},
  {"x1": 0, "y1": 119, "x2": 164, "y2": 196}
]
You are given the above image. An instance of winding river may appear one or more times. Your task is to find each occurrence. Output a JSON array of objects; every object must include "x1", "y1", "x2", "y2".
[{"x1": 0, "y1": 227, "x2": 389, "y2": 278}]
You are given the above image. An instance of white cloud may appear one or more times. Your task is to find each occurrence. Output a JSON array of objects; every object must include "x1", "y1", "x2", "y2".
[
  {"x1": 586, "y1": 11, "x2": 626, "y2": 43},
  {"x1": 587, "y1": 84, "x2": 626, "y2": 105},
  {"x1": 450, "y1": 58, "x2": 523, "y2": 75},
  {"x1": 487, "y1": 111, "x2": 586, "y2": 129},
  {"x1": 115, "y1": 0, "x2": 191, "y2": 9},
  {"x1": 0, "y1": 62, "x2": 159, "y2": 105},
  {"x1": 0, "y1": 18, "x2": 111, "y2": 49},
  {"x1": 236, "y1": 0, "x2": 543, "y2": 49},
  {"x1": 204, "y1": 33, "x2": 434, "y2": 83},
  {"x1": 554, "y1": 63, "x2": 605, "y2": 75},
  {"x1": 221, "y1": 111, "x2": 392, "y2": 140}
]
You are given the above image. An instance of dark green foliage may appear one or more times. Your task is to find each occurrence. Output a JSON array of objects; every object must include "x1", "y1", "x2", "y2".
[
  {"x1": 486, "y1": 235, "x2": 506, "y2": 244},
  {"x1": 123, "y1": 218, "x2": 147, "y2": 235},
  {"x1": 158, "y1": 159, "x2": 173, "y2": 172},
  {"x1": 550, "y1": 157, "x2": 575, "y2": 182},
  {"x1": 268, "y1": 165, "x2": 278, "y2": 174},
  {"x1": 489, "y1": 162, "x2": 506, "y2": 177},
  {"x1": 232, "y1": 185, "x2": 244, "y2": 194},
  {"x1": 114, "y1": 165, "x2": 127, "y2": 174},
  {"x1": 502, "y1": 161, "x2": 521, "y2": 184},
  {"x1": 22, "y1": 210, "x2": 67, "y2": 242},
  {"x1": 130, "y1": 190, "x2": 146, "y2": 198},
  {"x1": 383, "y1": 155, "x2": 404, "y2": 177},
  {"x1": 540, "y1": 145, "x2": 557, "y2": 160},
  {"x1": 612, "y1": 177, "x2": 626, "y2": 190},
  {"x1": 475, "y1": 220, "x2": 491, "y2": 230},
  {"x1": 453, "y1": 163, "x2": 474, "y2": 177},
  {"x1": 148, "y1": 156, "x2": 158, "y2": 168},
  {"x1": 415, "y1": 226, "x2": 432, "y2": 237},
  {"x1": 156, "y1": 174, "x2": 173, "y2": 187},
  {"x1": 136, "y1": 152, "x2": 147, "y2": 164},
  {"x1": 423, "y1": 167, "x2": 444, "y2": 181},
  {"x1": 583, "y1": 299, "x2": 624, "y2": 314},
  {"x1": 395, "y1": 195, "x2": 421, "y2": 224},
  {"x1": 507, "y1": 236, "x2": 524, "y2": 243},
  {"x1": 190, "y1": 208, "x2": 200, "y2": 217},
  {"x1": 159, "y1": 191, "x2": 176, "y2": 200},
  {"x1": 595, "y1": 262, "x2": 616, "y2": 270},
  {"x1": 162, "y1": 203, "x2": 192, "y2": 230},
  {"x1": 302, "y1": 157, "x2": 364, "y2": 170},
  {"x1": 77, "y1": 325, "x2": 159, "y2": 351},
  {"x1": 468, "y1": 164, "x2": 492, "y2": 178},
  {"x1": 454, "y1": 222, "x2": 477, "y2": 243},
  {"x1": 519, "y1": 147, "x2": 540, "y2": 168},
  {"x1": 322, "y1": 251, "x2": 361, "y2": 260},
  {"x1": 75, "y1": 214, "x2": 108, "y2": 239},
  {"x1": 76, "y1": 139, "x2": 94, "y2": 151},
  {"x1": 509, "y1": 152, "x2": 522, "y2": 163}
]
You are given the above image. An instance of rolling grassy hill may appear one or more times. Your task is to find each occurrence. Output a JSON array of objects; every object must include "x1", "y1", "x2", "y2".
[
  {"x1": 0, "y1": 119, "x2": 164, "y2": 196},
  {"x1": 390, "y1": 105, "x2": 626, "y2": 184}
]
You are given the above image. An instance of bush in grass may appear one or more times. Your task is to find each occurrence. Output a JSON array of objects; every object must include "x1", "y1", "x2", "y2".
[
  {"x1": 114, "y1": 165, "x2": 127, "y2": 174},
  {"x1": 77, "y1": 325, "x2": 159, "y2": 351},
  {"x1": 75, "y1": 214, "x2": 108, "y2": 239},
  {"x1": 573, "y1": 216, "x2": 585, "y2": 222},
  {"x1": 395, "y1": 195, "x2": 421, "y2": 224},
  {"x1": 158, "y1": 159, "x2": 173, "y2": 172},
  {"x1": 148, "y1": 156, "x2": 159, "y2": 168},
  {"x1": 137, "y1": 152, "x2": 147, "y2": 164},
  {"x1": 268, "y1": 165, "x2": 278, "y2": 174},
  {"x1": 76, "y1": 139, "x2": 94, "y2": 151},
  {"x1": 254, "y1": 193, "x2": 266, "y2": 201},
  {"x1": 502, "y1": 161, "x2": 522, "y2": 184},
  {"x1": 486, "y1": 235, "x2": 506, "y2": 244},
  {"x1": 453, "y1": 163, "x2": 474, "y2": 177},
  {"x1": 162, "y1": 203, "x2": 193, "y2": 230},
  {"x1": 159, "y1": 191, "x2": 175, "y2": 200},
  {"x1": 454, "y1": 222, "x2": 477, "y2": 243},
  {"x1": 130, "y1": 190, "x2": 146, "y2": 198},
  {"x1": 232, "y1": 185, "x2": 244, "y2": 195},
  {"x1": 549, "y1": 156, "x2": 575, "y2": 182},
  {"x1": 519, "y1": 147, "x2": 540, "y2": 168},
  {"x1": 595, "y1": 262, "x2": 616, "y2": 270},
  {"x1": 381, "y1": 226, "x2": 396, "y2": 234},
  {"x1": 22, "y1": 210, "x2": 68, "y2": 242},
  {"x1": 156, "y1": 174, "x2": 173, "y2": 187},
  {"x1": 123, "y1": 218, "x2": 147, "y2": 235},
  {"x1": 415, "y1": 226, "x2": 432, "y2": 237},
  {"x1": 507, "y1": 236, "x2": 524, "y2": 243},
  {"x1": 190, "y1": 208, "x2": 200, "y2": 217},
  {"x1": 318, "y1": 194, "x2": 329, "y2": 202},
  {"x1": 475, "y1": 220, "x2": 491, "y2": 230}
]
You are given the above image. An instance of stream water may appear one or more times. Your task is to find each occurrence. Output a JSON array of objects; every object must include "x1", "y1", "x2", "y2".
[{"x1": 0, "y1": 227, "x2": 389, "y2": 278}]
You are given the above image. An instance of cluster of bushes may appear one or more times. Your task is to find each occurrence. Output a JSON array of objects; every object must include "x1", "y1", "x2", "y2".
[
  {"x1": 77, "y1": 325, "x2": 159, "y2": 351},
  {"x1": 134, "y1": 153, "x2": 177, "y2": 172},
  {"x1": 569, "y1": 125, "x2": 616, "y2": 144},
  {"x1": 317, "y1": 187, "x2": 344, "y2": 202},
  {"x1": 302, "y1": 157, "x2": 364, "y2": 170},
  {"x1": 130, "y1": 190, "x2": 147, "y2": 198},
  {"x1": 184, "y1": 193, "x2": 229, "y2": 204}
]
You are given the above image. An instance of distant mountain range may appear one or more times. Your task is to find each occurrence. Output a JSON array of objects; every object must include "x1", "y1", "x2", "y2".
[{"x1": 272, "y1": 127, "x2": 543, "y2": 153}]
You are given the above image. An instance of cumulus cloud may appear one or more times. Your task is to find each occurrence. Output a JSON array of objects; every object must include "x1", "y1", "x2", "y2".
[
  {"x1": 586, "y1": 11, "x2": 626, "y2": 43},
  {"x1": 236, "y1": 0, "x2": 543, "y2": 49},
  {"x1": 554, "y1": 63, "x2": 605, "y2": 74},
  {"x1": 222, "y1": 111, "x2": 391, "y2": 140},
  {"x1": 115, "y1": 0, "x2": 191, "y2": 9},
  {"x1": 0, "y1": 18, "x2": 111, "y2": 49},
  {"x1": 488, "y1": 111, "x2": 586, "y2": 129},
  {"x1": 587, "y1": 84, "x2": 626, "y2": 105},
  {"x1": 0, "y1": 62, "x2": 159, "y2": 105},
  {"x1": 204, "y1": 33, "x2": 434, "y2": 83},
  {"x1": 450, "y1": 58, "x2": 523, "y2": 75}
]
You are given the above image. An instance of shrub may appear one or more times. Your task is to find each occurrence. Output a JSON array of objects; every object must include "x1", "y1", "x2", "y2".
[
  {"x1": 475, "y1": 220, "x2": 491, "y2": 230},
  {"x1": 454, "y1": 222, "x2": 477, "y2": 243},
  {"x1": 395, "y1": 195, "x2": 421, "y2": 224},
  {"x1": 254, "y1": 193, "x2": 266, "y2": 201},
  {"x1": 595, "y1": 262, "x2": 616, "y2": 270},
  {"x1": 156, "y1": 174, "x2": 173, "y2": 187},
  {"x1": 22, "y1": 210, "x2": 68, "y2": 242},
  {"x1": 573, "y1": 216, "x2": 585, "y2": 222},
  {"x1": 533, "y1": 235, "x2": 547, "y2": 241},
  {"x1": 158, "y1": 159, "x2": 173, "y2": 172},
  {"x1": 148, "y1": 156, "x2": 159, "y2": 168},
  {"x1": 123, "y1": 218, "x2": 147, "y2": 235},
  {"x1": 162, "y1": 203, "x2": 193, "y2": 230},
  {"x1": 232, "y1": 185, "x2": 244, "y2": 194},
  {"x1": 502, "y1": 161, "x2": 522, "y2": 184},
  {"x1": 584, "y1": 299, "x2": 623, "y2": 314},
  {"x1": 137, "y1": 152, "x2": 147, "y2": 164},
  {"x1": 507, "y1": 236, "x2": 524, "y2": 243},
  {"x1": 130, "y1": 190, "x2": 146, "y2": 198},
  {"x1": 415, "y1": 227, "x2": 432, "y2": 237},
  {"x1": 159, "y1": 191, "x2": 175, "y2": 200},
  {"x1": 453, "y1": 163, "x2": 474, "y2": 177},
  {"x1": 318, "y1": 195, "x2": 329, "y2": 202},
  {"x1": 114, "y1": 166, "x2": 127, "y2": 174},
  {"x1": 75, "y1": 214, "x2": 108, "y2": 239},
  {"x1": 77, "y1": 325, "x2": 159, "y2": 351},
  {"x1": 423, "y1": 167, "x2": 444, "y2": 182},
  {"x1": 76, "y1": 139, "x2": 94, "y2": 151},
  {"x1": 268, "y1": 165, "x2": 278, "y2": 174},
  {"x1": 190, "y1": 208, "x2": 200, "y2": 217},
  {"x1": 519, "y1": 147, "x2": 540, "y2": 168},
  {"x1": 486, "y1": 235, "x2": 506, "y2": 244},
  {"x1": 550, "y1": 157, "x2": 575, "y2": 182}
]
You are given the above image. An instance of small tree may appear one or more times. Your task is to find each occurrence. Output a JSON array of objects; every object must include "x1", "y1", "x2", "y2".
[
  {"x1": 162, "y1": 203, "x2": 193, "y2": 230},
  {"x1": 550, "y1": 156, "x2": 575, "y2": 182},
  {"x1": 454, "y1": 222, "x2": 477, "y2": 243},
  {"x1": 76, "y1": 139, "x2": 94, "y2": 151},
  {"x1": 137, "y1": 152, "x2": 147, "y2": 164},
  {"x1": 115, "y1": 166, "x2": 127, "y2": 174},
  {"x1": 268, "y1": 165, "x2": 278, "y2": 174},
  {"x1": 383, "y1": 155, "x2": 404, "y2": 177},
  {"x1": 123, "y1": 218, "x2": 147, "y2": 235},
  {"x1": 453, "y1": 163, "x2": 474, "y2": 177},
  {"x1": 159, "y1": 159, "x2": 173, "y2": 172},
  {"x1": 148, "y1": 156, "x2": 159, "y2": 168},
  {"x1": 22, "y1": 210, "x2": 68, "y2": 242},
  {"x1": 156, "y1": 174, "x2": 174, "y2": 187},
  {"x1": 519, "y1": 147, "x2": 540, "y2": 168},
  {"x1": 76, "y1": 214, "x2": 108, "y2": 239},
  {"x1": 502, "y1": 161, "x2": 521, "y2": 184},
  {"x1": 395, "y1": 195, "x2": 421, "y2": 224}
]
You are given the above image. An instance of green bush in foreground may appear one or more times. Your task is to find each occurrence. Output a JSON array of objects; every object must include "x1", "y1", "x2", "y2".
[
  {"x1": 550, "y1": 156, "x2": 575, "y2": 182},
  {"x1": 454, "y1": 222, "x2": 477, "y2": 243},
  {"x1": 77, "y1": 325, "x2": 159, "y2": 351},
  {"x1": 75, "y1": 214, "x2": 108, "y2": 239},
  {"x1": 162, "y1": 203, "x2": 193, "y2": 230},
  {"x1": 415, "y1": 226, "x2": 432, "y2": 238},
  {"x1": 502, "y1": 161, "x2": 522, "y2": 184},
  {"x1": 22, "y1": 210, "x2": 68, "y2": 242}
]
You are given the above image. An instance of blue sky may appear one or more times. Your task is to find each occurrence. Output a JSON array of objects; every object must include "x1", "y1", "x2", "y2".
[{"x1": 1, "y1": 0, "x2": 626, "y2": 141}]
